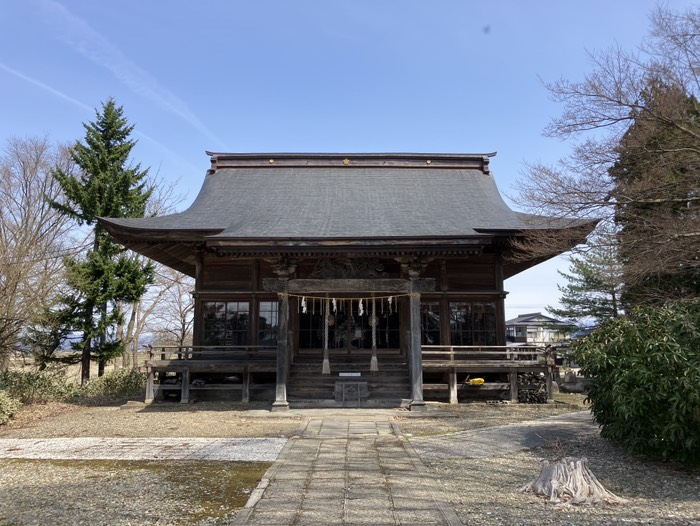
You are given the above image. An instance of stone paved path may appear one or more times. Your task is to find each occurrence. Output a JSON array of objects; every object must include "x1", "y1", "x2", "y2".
[{"x1": 235, "y1": 415, "x2": 463, "y2": 525}]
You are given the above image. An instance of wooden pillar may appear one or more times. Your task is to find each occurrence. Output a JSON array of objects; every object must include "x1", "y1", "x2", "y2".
[
  {"x1": 181, "y1": 367, "x2": 190, "y2": 404},
  {"x1": 449, "y1": 368, "x2": 458, "y2": 404},
  {"x1": 409, "y1": 286, "x2": 426, "y2": 411},
  {"x1": 272, "y1": 289, "x2": 290, "y2": 411},
  {"x1": 242, "y1": 367, "x2": 250, "y2": 403},
  {"x1": 509, "y1": 366, "x2": 518, "y2": 403},
  {"x1": 370, "y1": 296, "x2": 378, "y2": 374},
  {"x1": 145, "y1": 367, "x2": 155, "y2": 404},
  {"x1": 322, "y1": 297, "x2": 331, "y2": 375},
  {"x1": 192, "y1": 249, "x2": 205, "y2": 349},
  {"x1": 496, "y1": 255, "x2": 507, "y2": 346}
]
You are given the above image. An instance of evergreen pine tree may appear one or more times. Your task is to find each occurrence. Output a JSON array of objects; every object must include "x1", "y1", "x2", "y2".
[
  {"x1": 50, "y1": 98, "x2": 154, "y2": 384},
  {"x1": 548, "y1": 228, "x2": 624, "y2": 325},
  {"x1": 609, "y1": 81, "x2": 700, "y2": 307}
]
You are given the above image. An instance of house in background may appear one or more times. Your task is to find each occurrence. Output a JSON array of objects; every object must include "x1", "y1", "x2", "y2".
[
  {"x1": 101, "y1": 152, "x2": 593, "y2": 409},
  {"x1": 505, "y1": 312, "x2": 574, "y2": 344}
]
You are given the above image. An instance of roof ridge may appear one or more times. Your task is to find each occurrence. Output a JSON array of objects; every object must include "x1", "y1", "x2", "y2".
[{"x1": 205, "y1": 152, "x2": 496, "y2": 174}]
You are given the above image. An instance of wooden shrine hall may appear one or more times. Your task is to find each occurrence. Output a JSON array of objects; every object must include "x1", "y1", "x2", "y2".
[{"x1": 100, "y1": 152, "x2": 592, "y2": 411}]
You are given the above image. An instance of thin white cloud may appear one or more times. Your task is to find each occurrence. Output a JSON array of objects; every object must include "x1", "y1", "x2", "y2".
[
  {"x1": 0, "y1": 62, "x2": 93, "y2": 112},
  {"x1": 36, "y1": 0, "x2": 225, "y2": 149},
  {"x1": 0, "y1": 61, "x2": 202, "y2": 180}
]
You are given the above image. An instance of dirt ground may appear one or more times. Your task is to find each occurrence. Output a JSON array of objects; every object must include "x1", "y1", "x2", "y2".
[
  {"x1": 1, "y1": 397, "x2": 698, "y2": 526},
  {"x1": 0, "y1": 396, "x2": 588, "y2": 440},
  {"x1": 0, "y1": 400, "x2": 305, "y2": 439}
]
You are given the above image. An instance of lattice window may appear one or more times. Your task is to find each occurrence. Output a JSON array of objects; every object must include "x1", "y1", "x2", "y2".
[
  {"x1": 258, "y1": 301, "x2": 279, "y2": 346},
  {"x1": 201, "y1": 301, "x2": 250, "y2": 346},
  {"x1": 449, "y1": 302, "x2": 497, "y2": 346},
  {"x1": 421, "y1": 302, "x2": 441, "y2": 345}
]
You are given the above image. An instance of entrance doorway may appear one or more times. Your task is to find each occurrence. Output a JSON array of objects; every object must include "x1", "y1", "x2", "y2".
[{"x1": 297, "y1": 297, "x2": 401, "y2": 356}]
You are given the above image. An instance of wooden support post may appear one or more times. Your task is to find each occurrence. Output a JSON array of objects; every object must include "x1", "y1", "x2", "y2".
[
  {"x1": 322, "y1": 298, "x2": 331, "y2": 374},
  {"x1": 409, "y1": 288, "x2": 426, "y2": 412},
  {"x1": 242, "y1": 368, "x2": 250, "y2": 403},
  {"x1": 181, "y1": 367, "x2": 190, "y2": 404},
  {"x1": 509, "y1": 366, "x2": 518, "y2": 403},
  {"x1": 272, "y1": 290, "x2": 290, "y2": 411},
  {"x1": 145, "y1": 367, "x2": 154, "y2": 404},
  {"x1": 449, "y1": 367, "x2": 458, "y2": 404},
  {"x1": 370, "y1": 296, "x2": 378, "y2": 374}
]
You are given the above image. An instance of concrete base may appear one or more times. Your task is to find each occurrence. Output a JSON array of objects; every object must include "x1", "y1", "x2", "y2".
[
  {"x1": 120, "y1": 401, "x2": 147, "y2": 410},
  {"x1": 409, "y1": 400, "x2": 427, "y2": 412},
  {"x1": 271, "y1": 401, "x2": 290, "y2": 412}
]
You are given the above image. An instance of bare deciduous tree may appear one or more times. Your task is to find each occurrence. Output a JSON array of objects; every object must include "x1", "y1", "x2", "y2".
[
  {"x1": 0, "y1": 137, "x2": 75, "y2": 369},
  {"x1": 114, "y1": 176, "x2": 192, "y2": 368},
  {"x1": 144, "y1": 265, "x2": 194, "y2": 347},
  {"x1": 512, "y1": 5, "x2": 700, "y2": 305},
  {"x1": 115, "y1": 264, "x2": 194, "y2": 368}
]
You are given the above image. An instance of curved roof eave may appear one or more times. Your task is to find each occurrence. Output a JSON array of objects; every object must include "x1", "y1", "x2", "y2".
[{"x1": 99, "y1": 153, "x2": 599, "y2": 275}]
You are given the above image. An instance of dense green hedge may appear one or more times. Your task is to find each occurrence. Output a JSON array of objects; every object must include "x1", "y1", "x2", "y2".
[
  {"x1": 0, "y1": 368, "x2": 146, "y2": 419},
  {"x1": 84, "y1": 368, "x2": 145, "y2": 398},
  {"x1": 0, "y1": 368, "x2": 147, "y2": 426},
  {"x1": 0, "y1": 390, "x2": 22, "y2": 425},
  {"x1": 573, "y1": 301, "x2": 700, "y2": 465},
  {"x1": 0, "y1": 369, "x2": 80, "y2": 404}
]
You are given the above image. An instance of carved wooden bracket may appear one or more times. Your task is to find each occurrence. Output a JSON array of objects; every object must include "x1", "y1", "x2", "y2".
[
  {"x1": 264, "y1": 257, "x2": 298, "y2": 277},
  {"x1": 309, "y1": 258, "x2": 387, "y2": 279},
  {"x1": 396, "y1": 256, "x2": 433, "y2": 279},
  {"x1": 262, "y1": 278, "x2": 435, "y2": 294}
]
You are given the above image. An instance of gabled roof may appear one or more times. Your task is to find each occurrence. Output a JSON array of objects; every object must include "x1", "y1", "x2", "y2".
[
  {"x1": 505, "y1": 312, "x2": 572, "y2": 327},
  {"x1": 100, "y1": 152, "x2": 594, "y2": 276}
]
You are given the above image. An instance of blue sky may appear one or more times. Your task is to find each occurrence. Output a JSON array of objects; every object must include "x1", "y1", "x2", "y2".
[{"x1": 0, "y1": 0, "x2": 684, "y2": 320}]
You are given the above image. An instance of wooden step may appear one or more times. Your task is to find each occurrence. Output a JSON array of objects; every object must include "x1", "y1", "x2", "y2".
[{"x1": 287, "y1": 360, "x2": 410, "y2": 401}]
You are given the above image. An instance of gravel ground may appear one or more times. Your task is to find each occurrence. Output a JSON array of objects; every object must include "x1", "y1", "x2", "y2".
[
  {"x1": 0, "y1": 400, "x2": 304, "y2": 439},
  {"x1": 399, "y1": 402, "x2": 700, "y2": 525},
  {"x1": 412, "y1": 422, "x2": 700, "y2": 525},
  {"x1": 429, "y1": 433, "x2": 700, "y2": 526},
  {"x1": 0, "y1": 399, "x2": 698, "y2": 526},
  {"x1": 0, "y1": 401, "x2": 304, "y2": 526}
]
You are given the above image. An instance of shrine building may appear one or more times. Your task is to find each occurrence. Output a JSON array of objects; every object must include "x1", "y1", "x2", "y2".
[{"x1": 100, "y1": 152, "x2": 592, "y2": 411}]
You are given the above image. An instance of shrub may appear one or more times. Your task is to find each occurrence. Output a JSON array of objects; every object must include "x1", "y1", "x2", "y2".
[
  {"x1": 573, "y1": 300, "x2": 700, "y2": 465},
  {"x1": 0, "y1": 369, "x2": 79, "y2": 404},
  {"x1": 0, "y1": 390, "x2": 22, "y2": 425},
  {"x1": 85, "y1": 368, "x2": 146, "y2": 399}
]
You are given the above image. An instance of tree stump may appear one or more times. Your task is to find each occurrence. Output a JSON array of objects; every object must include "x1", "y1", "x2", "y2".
[{"x1": 520, "y1": 457, "x2": 627, "y2": 505}]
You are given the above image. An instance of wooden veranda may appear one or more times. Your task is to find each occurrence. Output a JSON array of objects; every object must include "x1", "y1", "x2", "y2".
[
  {"x1": 421, "y1": 345, "x2": 556, "y2": 403},
  {"x1": 142, "y1": 344, "x2": 557, "y2": 406}
]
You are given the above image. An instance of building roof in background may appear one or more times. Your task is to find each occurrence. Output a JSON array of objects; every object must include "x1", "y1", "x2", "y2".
[{"x1": 505, "y1": 312, "x2": 572, "y2": 326}]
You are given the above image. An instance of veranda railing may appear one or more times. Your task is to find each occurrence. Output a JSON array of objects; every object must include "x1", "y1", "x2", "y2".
[{"x1": 420, "y1": 344, "x2": 559, "y2": 403}]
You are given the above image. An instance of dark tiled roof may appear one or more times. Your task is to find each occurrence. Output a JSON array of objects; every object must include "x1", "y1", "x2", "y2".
[
  {"x1": 505, "y1": 312, "x2": 571, "y2": 326},
  {"x1": 101, "y1": 153, "x2": 575, "y2": 242}
]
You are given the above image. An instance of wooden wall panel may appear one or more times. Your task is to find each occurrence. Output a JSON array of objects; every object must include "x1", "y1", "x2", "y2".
[
  {"x1": 198, "y1": 255, "x2": 501, "y2": 293},
  {"x1": 201, "y1": 259, "x2": 254, "y2": 291},
  {"x1": 445, "y1": 256, "x2": 497, "y2": 291}
]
